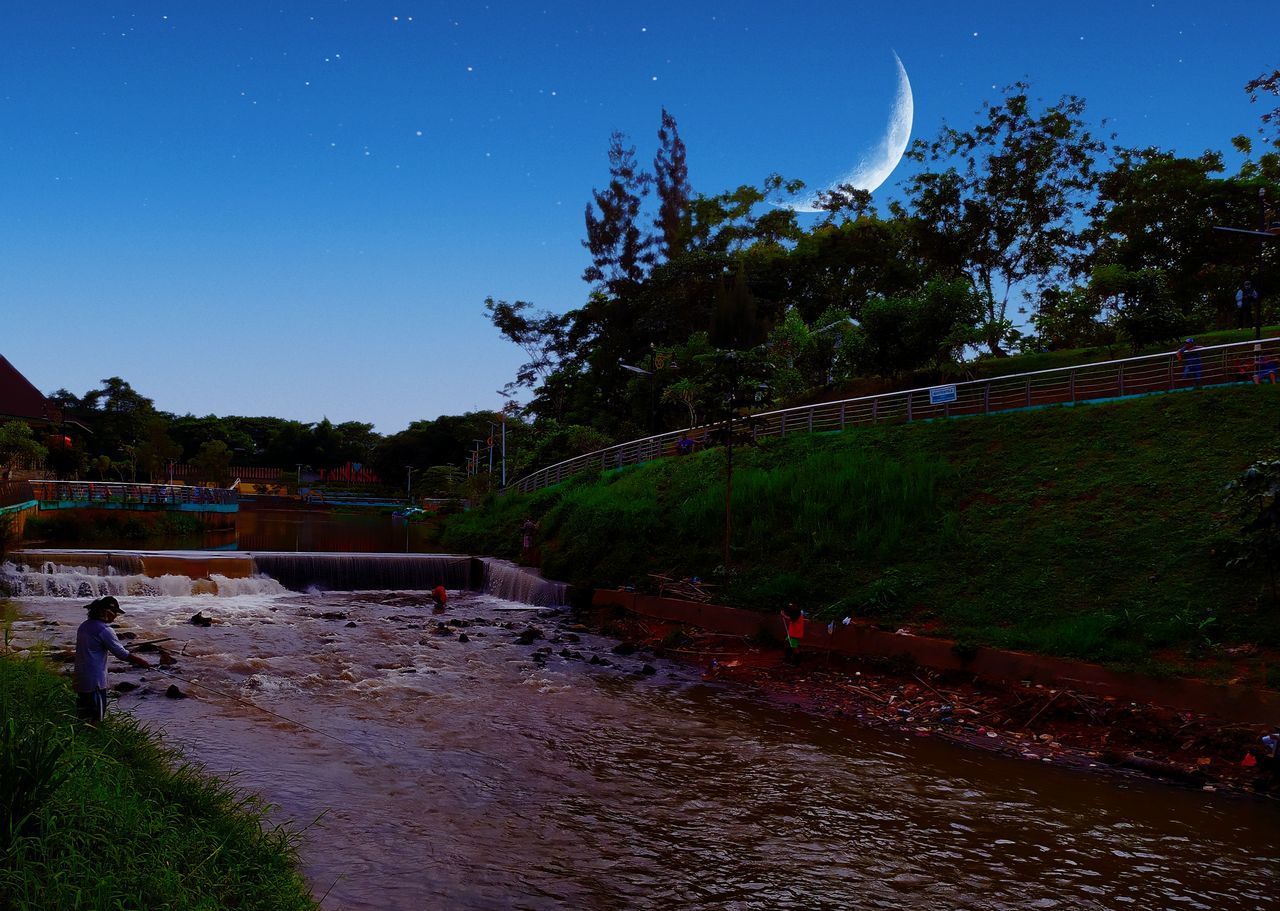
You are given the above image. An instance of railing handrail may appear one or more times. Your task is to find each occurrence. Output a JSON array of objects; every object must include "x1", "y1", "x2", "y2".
[
  {"x1": 511, "y1": 336, "x2": 1280, "y2": 493},
  {"x1": 31, "y1": 479, "x2": 239, "y2": 505}
]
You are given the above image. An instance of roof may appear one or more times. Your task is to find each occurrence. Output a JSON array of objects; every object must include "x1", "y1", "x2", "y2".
[{"x1": 0, "y1": 354, "x2": 55, "y2": 422}]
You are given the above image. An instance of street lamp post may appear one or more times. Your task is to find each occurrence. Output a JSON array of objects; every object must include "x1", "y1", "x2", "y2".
[
  {"x1": 404, "y1": 466, "x2": 415, "y2": 502},
  {"x1": 619, "y1": 353, "x2": 659, "y2": 432}
]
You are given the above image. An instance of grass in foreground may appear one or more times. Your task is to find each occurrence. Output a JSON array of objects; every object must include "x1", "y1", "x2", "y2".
[
  {"x1": 446, "y1": 385, "x2": 1280, "y2": 681},
  {"x1": 0, "y1": 652, "x2": 316, "y2": 911}
]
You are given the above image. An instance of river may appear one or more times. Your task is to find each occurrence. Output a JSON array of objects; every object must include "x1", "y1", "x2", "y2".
[{"x1": 5, "y1": 565, "x2": 1278, "y2": 910}]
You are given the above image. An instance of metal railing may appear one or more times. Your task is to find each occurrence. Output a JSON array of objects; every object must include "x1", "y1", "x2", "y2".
[
  {"x1": 31, "y1": 480, "x2": 239, "y2": 507},
  {"x1": 512, "y1": 336, "x2": 1280, "y2": 494}
]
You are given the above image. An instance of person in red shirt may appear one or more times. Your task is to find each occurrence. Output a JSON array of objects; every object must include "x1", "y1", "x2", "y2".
[
  {"x1": 780, "y1": 603, "x2": 805, "y2": 665},
  {"x1": 430, "y1": 585, "x2": 448, "y2": 614}
]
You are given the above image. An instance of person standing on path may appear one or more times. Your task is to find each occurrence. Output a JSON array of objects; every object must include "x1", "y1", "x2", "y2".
[
  {"x1": 74, "y1": 596, "x2": 151, "y2": 724},
  {"x1": 1237, "y1": 281, "x2": 1261, "y2": 330}
]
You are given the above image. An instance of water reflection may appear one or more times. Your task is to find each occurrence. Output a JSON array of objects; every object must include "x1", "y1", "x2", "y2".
[{"x1": 31, "y1": 508, "x2": 442, "y2": 554}]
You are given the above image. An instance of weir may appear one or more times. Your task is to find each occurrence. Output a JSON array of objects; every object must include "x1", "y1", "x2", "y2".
[{"x1": 3, "y1": 549, "x2": 567, "y2": 607}]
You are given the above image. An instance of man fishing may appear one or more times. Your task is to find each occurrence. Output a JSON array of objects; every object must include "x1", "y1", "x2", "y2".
[{"x1": 74, "y1": 596, "x2": 152, "y2": 724}]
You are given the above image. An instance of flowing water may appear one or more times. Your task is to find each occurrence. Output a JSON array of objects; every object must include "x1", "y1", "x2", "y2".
[{"x1": 4, "y1": 560, "x2": 1278, "y2": 910}]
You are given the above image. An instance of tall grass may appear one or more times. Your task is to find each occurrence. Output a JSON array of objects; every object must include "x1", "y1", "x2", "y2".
[{"x1": 0, "y1": 655, "x2": 316, "y2": 911}]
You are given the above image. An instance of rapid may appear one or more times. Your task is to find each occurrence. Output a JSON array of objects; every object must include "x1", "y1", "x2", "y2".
[{"x1": 3, "y1": 556, "x2": 1277, "y2": 910}]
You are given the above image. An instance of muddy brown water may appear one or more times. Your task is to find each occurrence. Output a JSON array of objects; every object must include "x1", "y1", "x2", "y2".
[{"x1": 10, "y1": 583, "x2": 1279, "y2": 910}]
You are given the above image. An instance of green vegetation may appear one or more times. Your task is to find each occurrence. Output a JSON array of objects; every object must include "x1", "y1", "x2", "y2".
[
  {"x1": 23, "y1": 511, "x2": 206, "y2": 544},
  {"x1": 445, "y1": 386, "x2": 1280, "y2": 681},
  {"x1": 0, "y1": 651, "x2": 315, "y2": 911}
]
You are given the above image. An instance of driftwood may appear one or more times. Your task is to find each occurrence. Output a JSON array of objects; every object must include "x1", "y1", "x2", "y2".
[{"x1": 647, "y1": 572, "x2": 716, "y2": 603}]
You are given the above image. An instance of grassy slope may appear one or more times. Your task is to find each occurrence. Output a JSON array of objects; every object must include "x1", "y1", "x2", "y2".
[
  {"x1": 445, "y1": 384, "x2": 1280, "y2": 681},
  {"x1": 0, "y1": 653, "x2": 316, "y2": 911}
]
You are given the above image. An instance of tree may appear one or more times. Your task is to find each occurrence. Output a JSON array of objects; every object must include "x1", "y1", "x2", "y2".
[
  {"x1": 1245, "y1": 69, "x2": 1280, "y2": 148},
  {"x1": 1089, "y1": 264, "x2": 1195, "y2": 350},
  {"x1": 0, "y1": 421, "x2": 46, "y2": 470},
  {"x1": 1087, "y1": 148, "x2": 1267, "y2": 323},
  {"x1": 858, "y1": 279, "x2": 982, "y2": 375},
  {"x1": 583, "y1": 132, "x2": 652, "y2": 292},
  {"x1": 78, "y1": 377, "x2": 157, "y2": 461},
  {"x1": 483, "y1": 297, "x2": 571, "y2": 417},
  {"x1": 133, "y1": 415, "x2": 181, "y2": 482},
  {"x1": 191, "y1": 440, "x2": 233, "y2": 486},
  {"x1": 652, "y1": 108, "x2": 692, "y2": 261},
  {"x1": 906, "y1": 84, "x2": 1106, "y2": 356}
]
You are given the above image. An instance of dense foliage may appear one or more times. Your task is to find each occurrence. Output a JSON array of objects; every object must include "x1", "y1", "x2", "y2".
[{"x1": 486, "y1": 75, "x2": 1280, "y2": 457}]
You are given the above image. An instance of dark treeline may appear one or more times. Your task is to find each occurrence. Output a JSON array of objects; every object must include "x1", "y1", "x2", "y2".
[
  {"x1": 486, "y1": 75, "x2": 1280, "y2": 461},
  {"x1": 30, "y1": 378, "x2": 525, "y2": 496}
]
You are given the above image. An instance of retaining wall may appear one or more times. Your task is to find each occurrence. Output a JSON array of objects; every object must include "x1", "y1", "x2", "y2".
[{"x1": 592, "y1": 590, "x2": 1280, "y2": 725}]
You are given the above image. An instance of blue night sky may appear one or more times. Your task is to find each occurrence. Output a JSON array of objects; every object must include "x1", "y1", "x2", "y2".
[{"x1": 1, "y1": 2, "x2": 1276, "y2": 430}]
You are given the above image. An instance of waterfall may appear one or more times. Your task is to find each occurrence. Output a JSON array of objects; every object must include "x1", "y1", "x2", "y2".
[
  {"x1": 3, "y1": 550, "x2": 565, "y2": 607},
  {"x1": 249, "y1": 552, "x2": 473, "y2": 592},
  {"x1": 481, "y1": 558, "x2": 567, "y2": 607},
  {"x1": 0, "y1": 560, "x2": 286, "y2": 598}
]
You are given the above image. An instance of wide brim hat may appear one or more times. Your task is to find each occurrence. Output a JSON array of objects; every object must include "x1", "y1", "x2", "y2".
[{"x1": 88, "y1": 595, "x2": 124, "y2": 614}]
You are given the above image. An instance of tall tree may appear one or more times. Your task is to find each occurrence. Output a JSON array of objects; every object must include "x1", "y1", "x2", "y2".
[
  {"x1": 483, "y1": 297, "x2": 571, "y2": 418},
  {"x1": 652, "y1": 108, "x2": 692, "y2": 260},
  {"x1": 1086, "y1": 148, "x2": 1267, "y2": 320},
  {"x1": 1245, "y1": 69, "x2": 1280, "y2": 148},
  {"x1": 583, "y1": 132, "x2": 652, "y2": 292},
  {"x1": 906, "y1": 84, "x2": 1106, "y2": 356}
]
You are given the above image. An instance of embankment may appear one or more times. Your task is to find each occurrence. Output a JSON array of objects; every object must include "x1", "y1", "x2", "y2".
[
  {"x1": 444, "y1": 385, "x2": 1280, "y2": 686},
  {"x1": 0, "y1": 652, "x2": 316, "y2": 910}
]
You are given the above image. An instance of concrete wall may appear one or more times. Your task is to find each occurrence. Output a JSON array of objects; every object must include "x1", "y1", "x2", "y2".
[
  {"x1": 592, "y1": 589, "x2": 1280, "y2": 725},
  {"x1": 0, "y1": 500, "x2": 38, "y2": 543}
]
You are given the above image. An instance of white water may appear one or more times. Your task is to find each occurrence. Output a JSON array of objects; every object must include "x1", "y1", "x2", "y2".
[{"x1": 1, "y1": 560, "x2": 287, "y2": 598}]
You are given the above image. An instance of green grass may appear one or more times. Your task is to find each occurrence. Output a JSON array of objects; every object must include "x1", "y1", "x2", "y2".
[
  {"x1": 0, "y1": 652, "x2": 316, "y2": 911},
  {"x1": 447, "y1": 384, "x2": 1280, "y2": 681}
]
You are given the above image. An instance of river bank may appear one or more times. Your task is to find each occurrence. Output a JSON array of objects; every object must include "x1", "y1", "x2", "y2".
[
  {"x1": 586, "y1": 604, "x2": 1280, "y2": 799},
  {"x1": 0, "y1": 652, "x2": 316, "y2": 911}
]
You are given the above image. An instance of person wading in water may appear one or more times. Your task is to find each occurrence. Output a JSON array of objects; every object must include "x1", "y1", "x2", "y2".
[
  {"x1": 74, "y1": 596, "x2": 152, "y2": 725},
  {"x1": 781, "y1": 603, "x2": 806, "y2": 665}
]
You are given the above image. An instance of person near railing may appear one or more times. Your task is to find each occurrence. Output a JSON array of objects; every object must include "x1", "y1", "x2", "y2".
[{"x1": 1176, "y1": 338, "x2": 1203, "y2": 385}]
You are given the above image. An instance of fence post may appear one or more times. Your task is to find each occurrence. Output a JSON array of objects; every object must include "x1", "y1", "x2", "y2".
[
  {"x1": 906, "y1": 393, "x2": 913, "y2": 422},
  {"x1": 984, "y1": 384, "x2": 991, "y2": 414},
  {"x1": 807, "y1": 408, "x2": 813, "y2": 433},
  {"x1": 872, "y1": 398, "x2": 879, "y2": 423},
  {"x1": 1025, "y1": 380, "x2": 1032, "y2": 408},
  {"x1": 1118, "y1": 365, "x2": 1125, "y2": 397},
  {"x1": 839, "y1": 402, "x2": 846, "y2": 429},
  {"x1": 1070, "y1": 370, "x2": 1076, "y2": 403}
]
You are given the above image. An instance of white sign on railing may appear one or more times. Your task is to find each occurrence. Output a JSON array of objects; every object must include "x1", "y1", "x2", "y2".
[{"x1": 928, "y1": 385, "x2": 957, "y2": 405}]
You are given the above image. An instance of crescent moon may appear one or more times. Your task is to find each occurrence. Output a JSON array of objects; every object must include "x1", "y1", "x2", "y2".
[{"x1": 781, "y1": 52, "x2": 914, "y2": 212}]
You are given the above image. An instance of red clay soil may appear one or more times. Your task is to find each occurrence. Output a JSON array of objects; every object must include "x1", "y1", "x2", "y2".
[{"x1": 594, "y1": 610, "x2": 1280, "y2": 800}]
